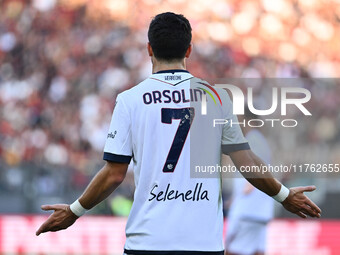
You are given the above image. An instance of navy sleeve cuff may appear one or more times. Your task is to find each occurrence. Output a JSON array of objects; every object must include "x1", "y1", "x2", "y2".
[
  {"x1": 103, "y1": 152, "x2": 132, "y2": 163},
  {"x1": 222, "y1": 142, "x2": 250, "y2": 155}
]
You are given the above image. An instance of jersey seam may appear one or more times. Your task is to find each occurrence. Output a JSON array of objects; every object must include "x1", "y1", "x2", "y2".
[{"x1": 116, "y1": 94, "x2": 133, "y2": 154}]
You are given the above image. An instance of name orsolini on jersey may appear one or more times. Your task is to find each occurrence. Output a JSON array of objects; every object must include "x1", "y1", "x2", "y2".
[{"x1": 143, "y1": 88, "x2": 205, "y2": 104}]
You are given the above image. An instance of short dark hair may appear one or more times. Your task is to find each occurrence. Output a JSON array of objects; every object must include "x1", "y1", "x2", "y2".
[{"x1": 148, "y1": 12, "x2": 192, "y2": 62}]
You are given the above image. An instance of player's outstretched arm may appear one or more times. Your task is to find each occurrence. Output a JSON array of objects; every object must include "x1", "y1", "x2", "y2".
[
  {"x1": 228, "y1": 149, "x2": 321, "y2": 219},
  {"x1": 36, "y1": 161, "x2": 129, "y2": 236}
]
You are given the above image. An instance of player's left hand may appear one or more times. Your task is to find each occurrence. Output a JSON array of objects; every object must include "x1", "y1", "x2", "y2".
[
  {"x1": 281, "y1": 186, "x2": 321, "y2": 219},
  {"x1": 36, "y1": 204, "x2": 79, "y2": 236}
]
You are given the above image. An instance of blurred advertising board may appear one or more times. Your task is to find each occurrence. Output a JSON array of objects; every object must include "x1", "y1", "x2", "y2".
[{"x1": 0, "y1": 216, "x2": 338, "y2": 255}]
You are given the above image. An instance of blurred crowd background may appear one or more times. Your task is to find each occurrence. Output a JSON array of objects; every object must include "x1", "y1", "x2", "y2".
[{"x1": 0, "y1": 0, "x2": 340, "y2": 217}]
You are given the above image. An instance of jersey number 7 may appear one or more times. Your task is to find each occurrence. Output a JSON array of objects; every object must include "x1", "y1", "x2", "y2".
[{"x1": 161, "y1": 107, "x2": 195, "y2": 173}]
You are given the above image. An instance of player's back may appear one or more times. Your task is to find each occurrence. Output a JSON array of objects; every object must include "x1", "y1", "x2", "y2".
[{"x1": 104, "y1": 70, "x2": 244, "y2": 254}]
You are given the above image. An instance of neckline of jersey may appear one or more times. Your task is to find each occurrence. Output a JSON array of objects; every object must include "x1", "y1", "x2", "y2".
[{"x1": 153, "y1": 69, "x2": 190, "y2": 74}]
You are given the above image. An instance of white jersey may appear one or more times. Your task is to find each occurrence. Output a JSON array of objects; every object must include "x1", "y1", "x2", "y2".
[
  {"x1": 103, "y1": 70, "x2": 249, "y2": 254},
  {"x1": 228, "y1": 129, "x2": 274, "y2": 222}
]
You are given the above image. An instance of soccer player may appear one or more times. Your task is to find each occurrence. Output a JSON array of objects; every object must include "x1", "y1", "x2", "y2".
[
  {"x1": 225, "y1": 108, "x2": 274, "y2": 255},
  {"x1": 36, "y1": 12, "x2": 321, "y2": 255}
]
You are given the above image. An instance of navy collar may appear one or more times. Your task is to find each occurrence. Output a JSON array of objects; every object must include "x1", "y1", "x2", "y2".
[{"x1": 154, "y1": 69, "x2": 190, "y2": 74}]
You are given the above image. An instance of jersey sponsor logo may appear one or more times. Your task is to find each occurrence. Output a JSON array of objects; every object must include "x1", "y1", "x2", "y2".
[
  {"x1": 164, "y1": 75, "x2": 182, "y2": 81},
  {"x1": 107, "y1": 131, "x2": 117, "y2": 139},
  {"x1": 149, "y1": 182, "x2": 209, "y2": 202}
]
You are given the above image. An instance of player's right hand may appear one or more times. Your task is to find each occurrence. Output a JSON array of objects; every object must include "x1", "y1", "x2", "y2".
[
  {"x1": 36, "y1": 204, "x2": 79, "y2": 236},
  {"x1": 281, "y1": 186, "x2": 321, "y2": 219}
]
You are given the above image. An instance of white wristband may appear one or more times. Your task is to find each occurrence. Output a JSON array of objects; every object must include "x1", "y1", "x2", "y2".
[
  {"x1": 272, "y1": 185, "x2": 290, "y2": 203},
  {"x1": 70, "y1": 200, "x2": 87, "y2": 217}
]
